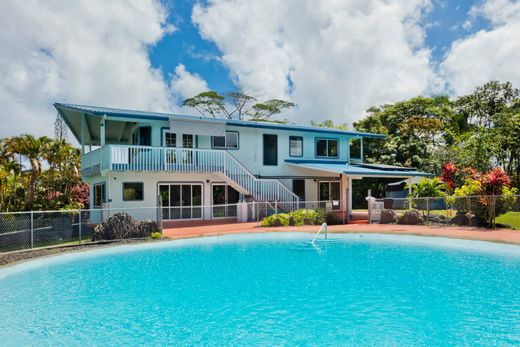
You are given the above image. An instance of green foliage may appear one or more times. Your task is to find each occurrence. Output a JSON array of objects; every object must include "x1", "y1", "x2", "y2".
[
  {"x1": 150, "y1": 232, "x2": 162, "y2": 239},
  {"x1": 406, "y1": 178, "x2": 446, "y2": 198},
  {"x1": 353, "y1": 81, "x2": 520, "y2": 190},
  {"x1": 0, "y1": 135, "x2": 87, "y2": 212},
  {"x1": 260, "y1": 209, "x2": 324, "y2": 227}
]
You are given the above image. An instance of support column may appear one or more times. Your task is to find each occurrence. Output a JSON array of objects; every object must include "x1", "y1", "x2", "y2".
[
  {"x1": 360, "y1": 137, "x2": 364, "y2": 162},
  {"x1": 100, "y1": 114, "x2": 106, "y2": 147},
  {"x1": 340, "y1": 174, "x2": 349, "y2": 224},
  {"x1": 348, "y1": 176, "x2": 353, "y2": 216},
  {"x1": 80, "y1": 114, "x2": 86, "y2": 155}
]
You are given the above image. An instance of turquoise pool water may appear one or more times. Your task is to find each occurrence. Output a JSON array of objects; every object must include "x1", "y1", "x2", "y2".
[{"x1": 1, "y1": 233, "x2": 520, "y2": 346}]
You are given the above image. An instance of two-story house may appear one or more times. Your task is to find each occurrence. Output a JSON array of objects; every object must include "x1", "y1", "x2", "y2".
[{"x1": 55, "y1": 103, "x2": 431, "y2": 224}]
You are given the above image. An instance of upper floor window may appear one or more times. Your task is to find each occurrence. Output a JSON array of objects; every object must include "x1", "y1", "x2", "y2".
[
  {"x1": 316, "y1": 138, "x2": 338, "y2": 158},
  {"x1": 131, "y1": 126, "x2": 151, "y2": 146},
  {"x1": 289, "y1": 136, "x2": 303, "y2": 157},
  {"x1": 212, "y1": 131, "x2": 239, "y2": 149},
  {"x1": 164, "y1": 132, "x2": 176, "y2": 147}
]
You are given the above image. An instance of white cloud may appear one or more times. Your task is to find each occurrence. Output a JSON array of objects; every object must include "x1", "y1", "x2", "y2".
[
  {"x1": 441, "y1": 0, "x2": 520, "y2": 95},
  {"x1": 192, "y1": 0, "x2": 439, "y2": 124},
  {"x1": 169, "y1": 64, "x2": 208, "y2": 101},
  {"x1": 0, "y1": 0, "x2": 182, "y2": 138}
]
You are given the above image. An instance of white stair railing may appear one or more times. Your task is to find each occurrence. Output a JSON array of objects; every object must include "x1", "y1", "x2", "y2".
[{"x1": 106, "y1": 145, "x2": 300, "y2": 207}]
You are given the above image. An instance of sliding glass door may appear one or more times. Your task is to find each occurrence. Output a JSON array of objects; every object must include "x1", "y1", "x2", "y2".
[
  {"x1": 212, "y1": 184, "x2": 240, "y2": 218},
  {"x1": 159, "y1": 183, "x2": 202, "y2": 220}
]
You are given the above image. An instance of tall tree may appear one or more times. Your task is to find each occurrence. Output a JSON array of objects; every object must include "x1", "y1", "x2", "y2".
[
  {"x1": 182, "y1": 90, "x2": 295, "y2": 121},
  {"x1": 54, "y1": 113, "x2": 68, "y2": 141},
  {"x1": 5, "y1": 135, "x2": 51, "y2": 210}
]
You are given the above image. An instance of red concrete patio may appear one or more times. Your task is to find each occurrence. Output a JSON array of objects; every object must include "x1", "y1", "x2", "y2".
[{"x1": 163, "y1": 222, "x2": 520, "y2": 245}]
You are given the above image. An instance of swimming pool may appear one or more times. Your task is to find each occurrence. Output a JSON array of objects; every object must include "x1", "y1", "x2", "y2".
[{"x1": 1, "y1": 233, "x2": 519, "y2": 345}]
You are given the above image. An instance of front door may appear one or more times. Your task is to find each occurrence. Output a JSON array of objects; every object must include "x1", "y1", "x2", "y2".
[
  {"x1": 319, "y1": 181, "x2": 341, "y2": 210},
  {"x1": 182, "y1": 134, "x2": 194, "y2": 164},
  {"x1": 212, "y1": 184, "x2": 240, "y2": 218},
  {"x1": 263, "y1": 134, "x2": 278, "y2": 166}
]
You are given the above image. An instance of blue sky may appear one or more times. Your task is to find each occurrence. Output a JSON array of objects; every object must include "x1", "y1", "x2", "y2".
[
  {"x1": 150, "y1": 0, "x2": 492, "y2": 95},
  {"x1": 1, "y1": 0, "x2": 519, "y2": 137}
]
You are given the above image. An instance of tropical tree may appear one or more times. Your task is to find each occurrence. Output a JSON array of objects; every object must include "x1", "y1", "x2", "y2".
[
  {"x1": 182, "y1": 89, "x2": 295, "y2": 121},
  {"x1": 5, "y1": 135, "x2": 51, "y2": 210}
]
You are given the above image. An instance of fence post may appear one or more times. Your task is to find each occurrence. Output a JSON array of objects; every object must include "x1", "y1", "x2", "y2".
[
  {"x1": 78, "y1": 210, "x2": 82, "y2": 244},
  {"x1": 275, "y1": 200, "x2": 278, "y2": 214},
  {"x1": 492, "y1": 194, "x2": 497, "y2": 228},
  {"x1": 30, "y1": 210, "x2": 34, "y2": 249},
  {"x1": 426, "y1": 197, "x2": 429, "y2": 223}
]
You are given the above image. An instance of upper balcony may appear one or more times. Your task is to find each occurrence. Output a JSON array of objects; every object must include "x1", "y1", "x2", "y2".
[{"x1": 81, "y1": 145, "x2": 228, "y2": 175}]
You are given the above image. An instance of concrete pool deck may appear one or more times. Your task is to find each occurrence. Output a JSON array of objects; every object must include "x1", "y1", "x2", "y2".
[{"x1": 163, "y1": 223, "x2": 520, "y2": 245}]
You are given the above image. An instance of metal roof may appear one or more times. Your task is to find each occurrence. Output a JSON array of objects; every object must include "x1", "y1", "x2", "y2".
[
  {"x1": 285, "y1": 160, "x2": 433, "y2": 178},
  {"x1": 53, "y1": 103, "x2": 386, "y2": 139}
]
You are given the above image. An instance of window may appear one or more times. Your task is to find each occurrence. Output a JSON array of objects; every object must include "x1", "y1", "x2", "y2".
[
  {"x1": 182, "y1": 134, "x2": 194, "y2": 148},
  {"x1": 319, "y1": 181, "x2": 341, "y2": 210},
  {"x1": 316, "y1": 138, "x2": 338, "y2": 158},
  {"x1": 289, "y1": 136, "x2": 303, "y2": 157},
  {"x1": 164, "y1": 132, "x2": 176, "y2": 147},
  {"x1": 212, "y1": 131, "x2": 239, "y2": 149},
  {"x1": 93, "y1": 183, "x2": 106, "y2": 208},
  {"x1": 263, "y1": 134, "x2": 278, "y2": 166},
  {"x1": 131, "y1": 127, "x2": 151, "y2": 146},
  {"x1": 123, "y1": 182, "x2": 144, "y2": 201}
]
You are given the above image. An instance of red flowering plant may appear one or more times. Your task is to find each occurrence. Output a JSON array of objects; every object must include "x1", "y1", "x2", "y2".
[
  {"x1": 452, "y1": 166, "x2": 518, "y2": 228},
  {"x1": 440, "y1": 162, "x2": 458, "y2": 193}
]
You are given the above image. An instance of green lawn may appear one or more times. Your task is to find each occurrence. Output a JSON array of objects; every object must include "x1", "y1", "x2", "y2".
[{"x1": 496, "y1": 212, "x2": 520, "y2": 230}]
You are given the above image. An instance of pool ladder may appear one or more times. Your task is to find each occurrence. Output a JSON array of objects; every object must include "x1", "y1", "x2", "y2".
[{"x1": 311, "y1": 223, "x2": 328, "y2": 244}]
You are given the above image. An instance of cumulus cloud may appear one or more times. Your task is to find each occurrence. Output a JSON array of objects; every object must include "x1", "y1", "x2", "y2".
[
  {"x1": 441, "y1": 0, "x2": 520, "y2": 95},
  {"x1": 192, "y1": 0, "x2": 439, "y2": 124},
  {"x1": 169, "y1": 64, "x2": 208, "y2": 101},
  {"x1": 0, "y1": 0, "x2": 179, "y2": 138}
]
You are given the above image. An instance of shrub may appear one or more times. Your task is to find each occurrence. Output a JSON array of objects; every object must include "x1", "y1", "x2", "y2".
[
  {"x1": 150, "y1": 232, "x2": 162, "y2": 239},
  {"x1": 260, "y1": 209, "x2": 324, "y2": 227}
]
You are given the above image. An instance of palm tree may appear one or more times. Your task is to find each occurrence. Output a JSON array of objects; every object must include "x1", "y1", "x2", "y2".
[{"x1": 5, "y1": 135, "x2": 51, "y2": 210}]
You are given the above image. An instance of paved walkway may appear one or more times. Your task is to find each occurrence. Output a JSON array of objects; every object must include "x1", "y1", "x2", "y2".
[{"x1": 163, "y1": 222, "x2": 520, "y2": 245}]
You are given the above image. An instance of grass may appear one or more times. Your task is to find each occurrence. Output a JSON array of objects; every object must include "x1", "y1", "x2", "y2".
[{"x1": 496, "y1": 212, "x2": 520, "y2": 230}]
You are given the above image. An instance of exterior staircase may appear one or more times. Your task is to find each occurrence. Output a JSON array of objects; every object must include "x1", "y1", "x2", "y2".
[{"x1": 93, "y1": 145, "x2": 300, "y2": 209}]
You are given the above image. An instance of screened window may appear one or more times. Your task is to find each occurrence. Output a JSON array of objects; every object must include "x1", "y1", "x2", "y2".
[
  {"x1": 316, "y1": 138, "x2": 338, "y2": 158},
  {"x1": 182, "y1": 134, "x2": 194, "y2": 148},
  {"x1": 93, "y1": 183, "x2": 106, "y2": 208},
  {"x1": 289, "y1": 136, "x2": 303, "y2": 157},
  {"x1": 212, "y1": 131, "x2": 239, "y2": 149},
  {"x1": 164, "y1": 132, "x2": 176, "y2": 147},
  {"x1": 123, "y1": 182, "x2": 144, "y2": 201}
]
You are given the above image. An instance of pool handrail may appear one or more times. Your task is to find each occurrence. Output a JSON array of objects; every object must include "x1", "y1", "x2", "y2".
[{"x1": 311, "y1": 223, "x2": 328, "y2": 243}]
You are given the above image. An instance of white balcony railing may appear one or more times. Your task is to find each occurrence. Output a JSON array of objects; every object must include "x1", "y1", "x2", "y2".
[{"x1": 82, "y1": 145, "x2": 299, "y2": 206}]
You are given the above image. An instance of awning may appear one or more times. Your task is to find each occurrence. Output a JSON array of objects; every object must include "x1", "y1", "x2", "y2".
[
  {"x1": 170, "y1": 118, "x2": 226, "y2": 136},
  {"x1": 285, "y1": 160, "x2": 433, "y2": 178}
]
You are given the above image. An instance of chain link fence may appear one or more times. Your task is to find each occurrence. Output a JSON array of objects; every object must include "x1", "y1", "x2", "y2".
[
  {"x1": 367, "y1": 195, "x2": 520, "y2": 228},
  {"x1": 0, "y1": 200, "x2": 346, "y2": 253}
]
